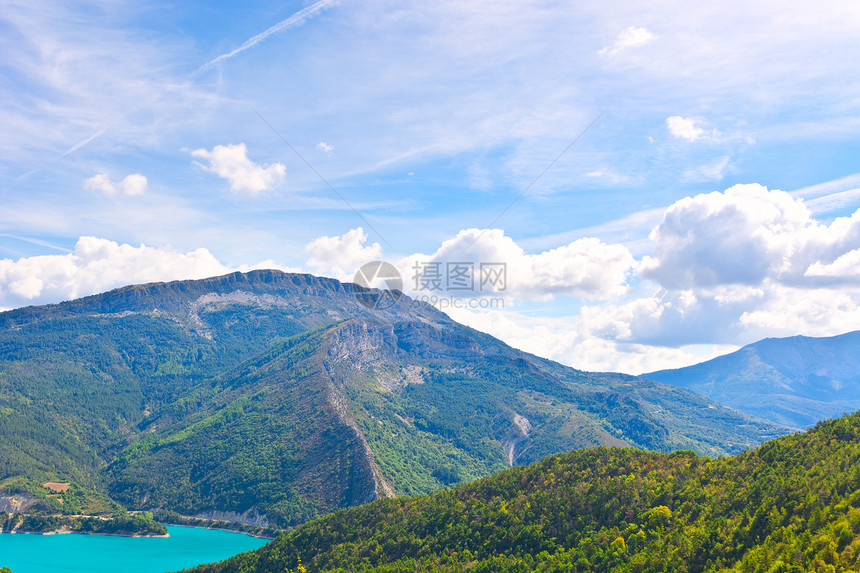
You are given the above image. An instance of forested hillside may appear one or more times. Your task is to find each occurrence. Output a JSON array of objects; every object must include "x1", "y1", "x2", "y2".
[
  {"x1": 186, "y1": 411, "x2": 860, "y2": 573},
  {"x1": 0, "y1": 270, "x2": 785, "y2": 529}
]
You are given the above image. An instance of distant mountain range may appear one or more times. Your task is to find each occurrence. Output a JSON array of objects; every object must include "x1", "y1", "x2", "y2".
[
  {"x1": 645, "y1": 331, "x2": 860, "y2": 429},
  {"x1": 0, "y1": 270, "x2": 783, "y2": 529}
]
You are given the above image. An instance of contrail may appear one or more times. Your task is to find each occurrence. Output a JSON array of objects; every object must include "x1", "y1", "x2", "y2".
[
  {"x1": 0, "y1": 233, "x2": 72, "y2": 253},
  {"x1": 8, "y1": 129, "x2": 104, "y2": 188},
  {"x1": 62, "y1": 129, "x2": 105, "y2": 156},
  {"x1": 195, "y1": 0, "x2": 335, "y2": 75}
]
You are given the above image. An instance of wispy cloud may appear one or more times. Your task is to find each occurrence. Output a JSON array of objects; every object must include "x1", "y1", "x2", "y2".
[
  {"x1": 804, "y1": 188, "x2": 860, "y2": 215},
  {"x1": 599, "y1": 26, "x2": 656, "y2": 56},
  {"x1": 789, "y1": 174, "x2": 860, "y2": 215},
  {"x1": 196, "y1": 0, "x2": 336, "y2": 74},
  {"x1": 683, "y1": 156, "x2": 730, "y2": 181},
  {"x1": 791, "y1": 172, "x2": 860, "y2": 201}
]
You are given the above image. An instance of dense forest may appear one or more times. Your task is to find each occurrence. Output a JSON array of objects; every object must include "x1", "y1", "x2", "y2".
[{"x1": 185, "y1": 410, "x2": 860, "y2": 572}]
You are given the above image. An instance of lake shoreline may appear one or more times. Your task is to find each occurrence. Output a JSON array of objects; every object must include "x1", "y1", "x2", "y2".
[
  {"x1": 153, "y1": 513, "x2": 280, "y2": 540},
  {"x1": 163, "y1": 523, "x2": 273, "y2": 539},
  {"x1": 3, "y1": 512, "x2": 169, "y2": 538},
  {"x1": 3, "y1": 528, "x2": 170, "y2": 538}
]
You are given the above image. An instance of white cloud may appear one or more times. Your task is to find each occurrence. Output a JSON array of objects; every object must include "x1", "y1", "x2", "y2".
[
  {"x1": 737, "y1": 284, "x2": 860, "y2": 337},
  {"x1": 418, "y1": 185, "x2": 860, "y2": 370},
  {"x1": 316, "y1": 142, "x2": 334, "y2": 154},
  {"x1": 0, "y1": 236, "x2": 231, "y2": 309},
  {"x1": 400, "y1": 228, "x2": 635, "y2": 301},
  {"x1": 641, "y1": 184, "x2": 805, "y2": 288},
  {"x1": 192, "y1": 143, "x2": 286, "y2": 195},
  {"x1": 577, "y1": 286, "x2": 763, "y2": 347},
  {"x1": 305, "y1": 227, "x2": 383, "y2": 281},
  {"x1": 84, "y1": 173, "x2": 148, "y2": 196},
  {"x1": 599, "y1": 26, "x2": 656, "y2": 56},
  {"x1": 569, "y1": 183, "x2": 860, "y2": 349},
  {"x1": 666, "y1": 116, "x2": 705, "y2": 141},
  {"x1": 84, "y1": 173, "x2": 114, "y2": 194},
  {"x1": 444, "y1": 305, "x2": 737, "y2": 374},
  {"x1": 641, "y1": 183, "x2": 860, "y2": 290},
  {"x1": 119, "y1": 173, "x2": 148, "y2": 196},
  {"x1": 804, "y1": 249, "x2": 860, "y2": 280},
  {"x1": 301, "y1": 225, "x2": 636, "y2": 302}
]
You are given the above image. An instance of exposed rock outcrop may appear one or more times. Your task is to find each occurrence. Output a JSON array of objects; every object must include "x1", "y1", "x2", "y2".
[
  {"x1": 0, "y1": 493, "x2": 37, "y2": 513},
  {"x1": 192, "y1": 507, "x2": 269, "y2": 527}
]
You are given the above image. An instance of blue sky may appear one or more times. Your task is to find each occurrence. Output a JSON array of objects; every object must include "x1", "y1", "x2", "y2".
[{"x1": 2, "y1": 0, "x2": 860, "y2": 373}]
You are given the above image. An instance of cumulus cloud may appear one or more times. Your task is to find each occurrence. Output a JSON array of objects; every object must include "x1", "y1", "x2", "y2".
[
  {"x1": 305, "y1": 227, "x2": 383, "y2": 281},
  {"x1": 666, "y1": 116, "x2": 706, "y2": 141},
  {"x1": 642, "y1": 184, "x2": 787, "y2": 288},
  {"x1": 192, "y1": 143, "x2": 285, "y2": 194},
  {"x1": 401, "y1": 228, "x2": 636, "y2": 301},
  {"x1": 84, "y1": 173, "x2": 148, "y2": 196},
  {"x1": 316, "y1": 142, "x2": 334, "y2": 153},
  {"x1": 599, "y1": 26, "x2": 656, "y2": 56},
  {"x1": 444, "y1": 304, "x2": 737, "y2": 374},
  {"x1": 0, "y1": 236, "x2": 233, "y2": 309},
  {"x1": 574, "y1": 277, "x2": 860, "y2": 352},
  {"x1": 641, "y1": 183, "x2": 860, "y2": 290},
  {"x1": 555, "y1": 183, "x2": 860, "y2": 351},
  {"x1": 576, "y1": 286, "x2": 758, "y2": 347},
  {"x1": 413, "y1": 185, "x2": 860, "y2": 370},
  {"x1": 804, "y1": 250, "x2": 860, "y2": 281}
]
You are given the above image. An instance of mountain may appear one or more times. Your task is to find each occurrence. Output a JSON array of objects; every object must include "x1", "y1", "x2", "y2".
[
  {"x1": 0, "y1": 270, "x2": 784, "y2": 529},
  {"x1": 644, "y1": 331, "x2": 860, "y2": 429},
  {"x1": 183, "y1": 411, "x2": 860, "y2": 573}
]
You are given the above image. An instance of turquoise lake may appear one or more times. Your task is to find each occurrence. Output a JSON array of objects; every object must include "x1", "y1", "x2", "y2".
[{"x1": 0, "y1": 525, "x2": 269, "y2": 573}]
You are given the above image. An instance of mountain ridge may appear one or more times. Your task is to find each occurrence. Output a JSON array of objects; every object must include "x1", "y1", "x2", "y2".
[
  {"x1": 645, "y1": 330, "x2": 860, "y2": 428},
  {"x1": 0, "y1": 270, "x2": 786, "y2": 529}
]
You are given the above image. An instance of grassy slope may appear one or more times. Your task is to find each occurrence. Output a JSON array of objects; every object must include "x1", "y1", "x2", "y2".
[{"x1": 186, "y1": 411, "x2": 860, "y2": 573}]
